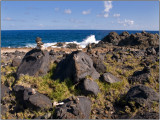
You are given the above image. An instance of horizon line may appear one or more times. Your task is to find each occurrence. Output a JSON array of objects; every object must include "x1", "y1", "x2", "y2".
[{"x1": 1, "y1": 29, "x2": 159, "y2": 31}]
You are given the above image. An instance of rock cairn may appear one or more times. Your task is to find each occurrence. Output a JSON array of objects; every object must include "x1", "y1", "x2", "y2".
[
  {"x1": 87, "y1": 43, "x2": 92, "y2": 53},
  {"x1": 36, "y1": 37, "x2": 45, "y2": 50}
]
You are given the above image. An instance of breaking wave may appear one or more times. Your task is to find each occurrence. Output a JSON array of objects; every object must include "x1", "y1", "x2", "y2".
[{"x1": 24, "y1": 35, "x2": 99, "y2": 48}]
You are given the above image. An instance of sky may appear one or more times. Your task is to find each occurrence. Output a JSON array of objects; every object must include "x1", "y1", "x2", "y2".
[{"x1": 1, "y1": 1, "x2": 159, "y2": 30}]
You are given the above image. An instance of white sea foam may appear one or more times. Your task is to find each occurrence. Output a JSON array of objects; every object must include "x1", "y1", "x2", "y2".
[
  {"x1": 79, "y1": 35, "x2": 99, "y2": 48},
  {"x1": 25, "y1": 43, "x2": 37, "y2": 48},
  {"x1": 24, "y1": 35, "x2": 99, "y2": 48}
]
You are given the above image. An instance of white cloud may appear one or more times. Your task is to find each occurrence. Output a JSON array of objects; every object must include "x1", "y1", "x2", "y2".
[
  {"x1": 4, "y1": 17, "x2": 12, "y2": 21},
  {"x1": 82, "y1": 10, "x2": 91, "y2": 15},
  {"x1": 104, "y1": 1, "x2": 112, "y2": 18},
  {"x1": 54, "y1": 8, "x2": 59, "y2": 11},
  {"x1": 113, "y1": 14, "x2": 120, "y2": 17},
  {"x1": 118, "y1": 19, "x2": 134, "y2": 26},
  {"x1": 64, "y1": 9, "x2": 72, "y2": 14}
]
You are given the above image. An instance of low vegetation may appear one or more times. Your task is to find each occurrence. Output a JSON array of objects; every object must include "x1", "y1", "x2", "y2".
[{"x1": 1, "y1": 48, "x2": 159, "y2": 119}]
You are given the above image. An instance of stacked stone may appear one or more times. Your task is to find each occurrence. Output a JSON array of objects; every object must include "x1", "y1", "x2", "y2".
[
  {"x1": 36, "y1": 37, "x2": 45, "y2": 50},
  {"x1": 87, "y1": 43, "x2": 92, "y2": 53}
]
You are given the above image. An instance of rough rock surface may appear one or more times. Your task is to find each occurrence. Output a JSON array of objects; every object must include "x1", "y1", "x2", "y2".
[
  {"x1": 13, "y1": 85, "x2": 52, "y2": 110},
  {"x1": 119, "y1": 31, "x2": 130, "y2": 37},
  {"x1": 102, "y1": 32, "x2": 121, "y2": 45},
  {"x1": 11, "y1": 58, "x2": 22, "y2": 67},
  {"x1": 53, "y1": 51, "x2": 100, "y2": 83},
  {"x1": 1, "y1": 84, "x2": 10, "y2": 98},
  {"x1": 16, "y1": 49, "x2": 50, "y2": 79},
  {"x1": 66, "y1": 43, "x2": 78, "y2": 49},
  {"x1": 126, "y1": 85, "x2": 159, "y2": 107},
  {"x1": 100, "y1": 31, "x2": 159, "y2": 48},
  {"x1": 24, "y1": 89, "x2": 52, "y2": 109},
  {"x1": 118, "y1": 32, "x2": 159, "y2": 47},
  {"x1": 78, "y1": 79, "x2": 99, "y2": 96},
  {"x1": 128, "y1": 66, "x2": 150, "y2": 84},
  {"x1": 100, "y1": 73, "x2": 121, "y2": 84},
  {"x1": 90, "y1": 53, "x2": 106, "y2": 73},
  {"x1": 54, "y1": 96, "x2": 91, "y2": 119}
]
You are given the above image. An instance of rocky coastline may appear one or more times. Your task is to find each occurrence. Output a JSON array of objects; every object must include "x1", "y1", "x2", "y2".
[{"x1": 1, "y1": 31, "x2": 159, "y2": 119}]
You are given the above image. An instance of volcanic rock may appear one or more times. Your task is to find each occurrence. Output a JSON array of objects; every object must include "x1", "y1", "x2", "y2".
[
  {"x1": 54, "y1": 96, "x2": 91, "y2": 119},
  {"x1": 66, "y1": 43, "x2": 78, "y2": 49},
  {"x1": 128, "y1": 66, "x2": 151, "y2": 84},
  {"x1": 23, "y1": 88, "x2": 52, "y2": 109},
  {"x1": 126, "y1": 85, "x2": 159, "y2": 107},
  {"x1": 1, "y1": 84, "x2": 10, "y2": 98},
  {"x1": 78, "y1": 79, "x2": 100, "y2": 96},
  {"x1": 90, "y1": 52, "x2": 106, "y2": 73},
  {"x1": 102, "y1": 32, "x2": 121, "y2": 45},
  {"x1": 13, "y1": 85, "x2": 52, "y2": 110},
  {"x1": 118, "y1": 32, "x2": 159, "y2": 47},
  {"x1": 16, "y1": 49, "x2": 50, "y2": 79},
  {"x1": 100, "y1": 73, "x2": 121, "y2": 84},
  {"x1": 11, "y1": 58, "x2": 22, "y2": 67},
  {"x1": 53, "y1": 51, "x2": 100, "y2": 83}
]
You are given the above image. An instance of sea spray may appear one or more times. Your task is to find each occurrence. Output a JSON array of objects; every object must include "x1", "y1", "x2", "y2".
[
  {"x1": 79, "y1": 35, "x2": 99, "y2": 48},
  {"x1": 25, "y1": 35, "x2": 99, "y2": 48}
]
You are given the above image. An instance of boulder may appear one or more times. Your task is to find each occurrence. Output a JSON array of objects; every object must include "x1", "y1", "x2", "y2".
[
  {"x1": 126, "y1": 85, "x2": 159, "y2": 107},
  {"x1": 120, "y1": 31, "x2": 130, "y2": 37},
  {"x1": 100, "y1": 73, "x2": 121, "y2": 84},
  {"x1": 78, "y1": 79, "x2": 99, "y2": 96},
  {"x1": 66, "y1": 43, "x2": 78, "y2": 49},
  {"x1": 13, "y1": 85, "x2": 52, "y2": 110},
  {"x1": 16, "y1": 49, "x2": 50, "y2": 79},
  {"x1": 24, "y1": 88, "x2": 52, "y2": 109},
  {"x1": 118, "y1": 32, "x2": 159, "y2": 47},
  {"x1": 93, "y1": 59, "x2": 106, "y2": 73},
  {"x1": 53, "y1": 51, "x2": 100, "y2": 83},
  {"x1": 89, "y1": 52, "x2": 106, "y2": 73},
  {"x1": 101, "y1": 32, "x2": 121, "y2": 45},
  {"x1": 55, "y1": 42, "x2": 65, "y2": 47},
  {"x1": 54, "y1": 96, "x2": 91, "y2": 119},
  {"x1": 1, "y1": 84, "x2": 10, "y2": 98},
  {"x1": 11, "y1": 58, "x2": 22, "y2": 67},
  {"x1": 128, "y1": 66, "x2": 150, "y2": 84}
]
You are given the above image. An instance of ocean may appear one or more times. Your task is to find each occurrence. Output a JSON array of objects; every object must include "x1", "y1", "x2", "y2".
[{"x1": 1, "y1": 30, "x2": 159, "y2": 48}]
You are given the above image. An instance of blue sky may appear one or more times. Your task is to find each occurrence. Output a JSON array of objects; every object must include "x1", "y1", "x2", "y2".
[{"x1": 1, "y1": 1, "x2": 159, "y2": 30}]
